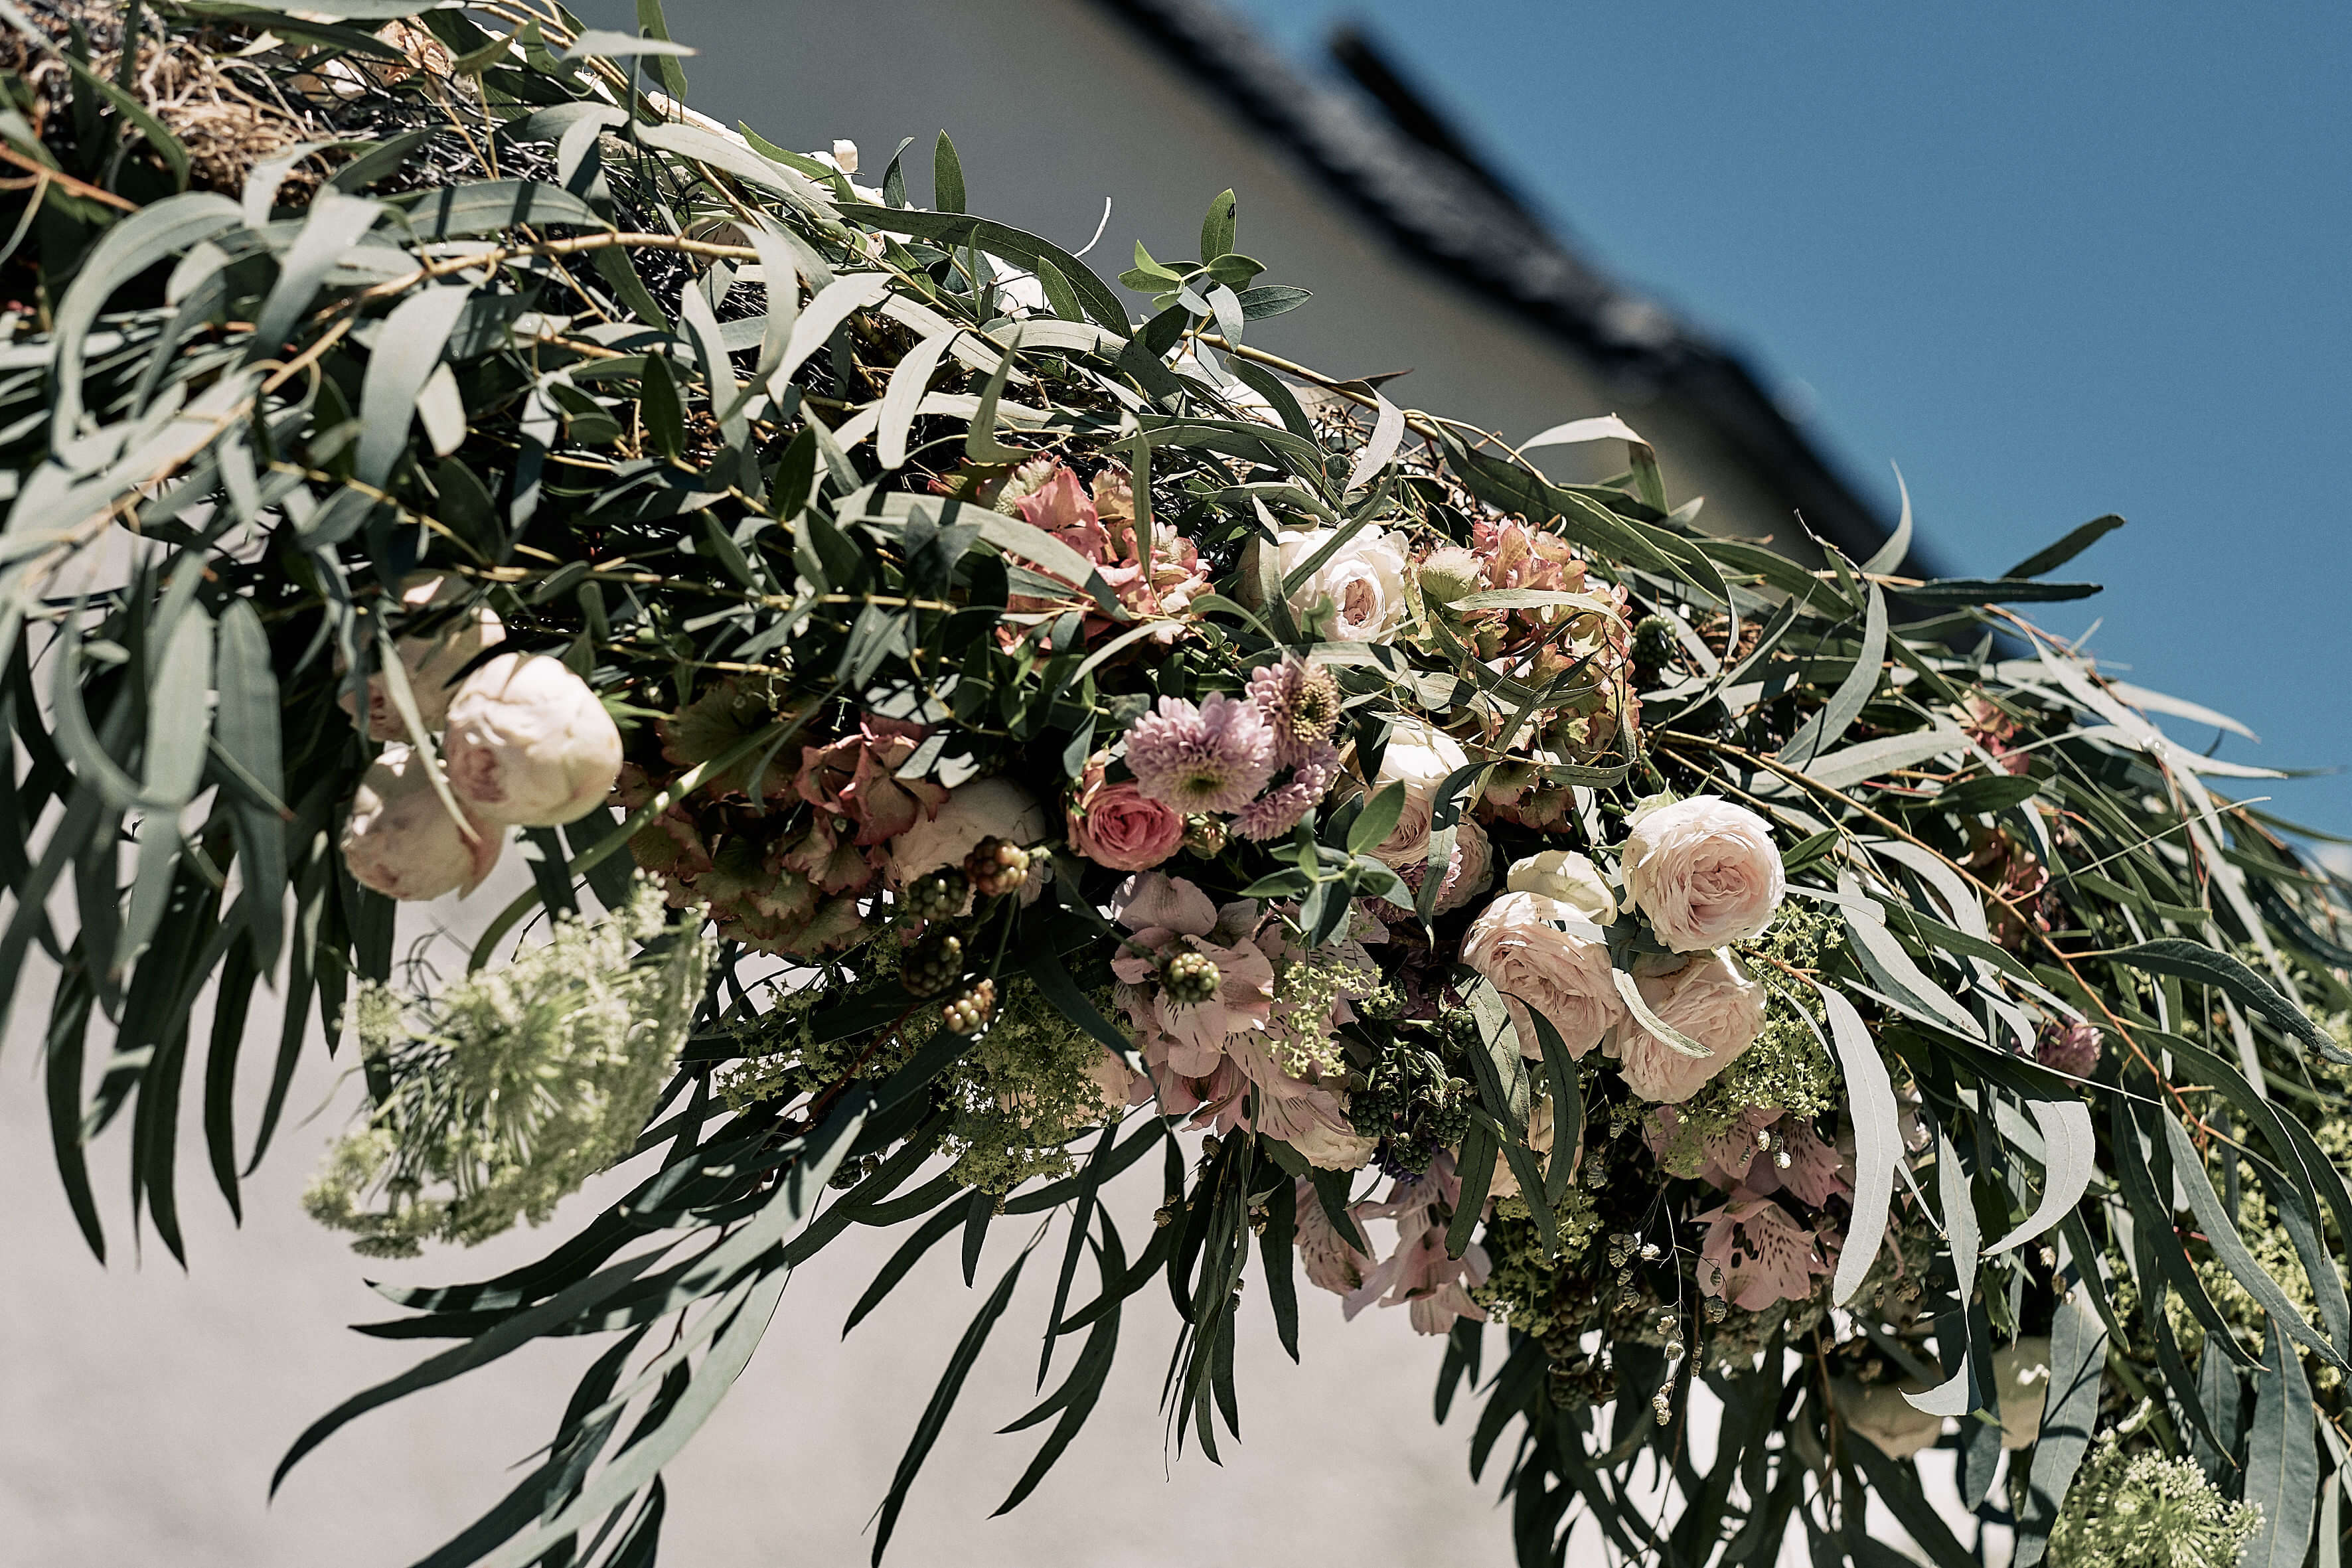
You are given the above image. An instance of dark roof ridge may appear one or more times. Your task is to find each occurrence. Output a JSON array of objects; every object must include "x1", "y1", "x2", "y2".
[{"x1": 1094, "y1": 0, "x2": 1928, "y2": 572}]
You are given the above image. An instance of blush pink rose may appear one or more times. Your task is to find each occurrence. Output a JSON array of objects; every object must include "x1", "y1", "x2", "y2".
[
  {"x1": 1067, "y1": 764, "x2": 1184, "y2": 872},
  {"x1": 1612, "y1": 951, "x2": 1766, "y2": 1103},
  {"x1": 1620, "y1": 795, "x2": 1786, "y2": 952},
  {"x1": 1459, "y1": 890, "x2": 1626, "y2": 1059},
  {"x1": 340, "y1": 742, "x2": 504, "y2": 901}
]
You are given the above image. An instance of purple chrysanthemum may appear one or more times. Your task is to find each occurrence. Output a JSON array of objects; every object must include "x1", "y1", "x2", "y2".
[
  {"x1": 1233, "y1": 740, "x2": 1341, "y2": 840},
  {"x1": 1125, "y1": 694, "x2": 1277, "y2": 814},
  {"x1": 2036, "y1": 1020, "x2": 2102, "y2": 1078},
  {"x1": 1245, "y1": 657, "x2": 1344, "y2": 767}
]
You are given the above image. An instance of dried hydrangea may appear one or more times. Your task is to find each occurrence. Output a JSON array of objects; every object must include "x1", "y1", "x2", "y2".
[
  {"x1": 2047, "y1": 1436, "x2": 2260, "y2": 1568},
  {"x1": 305, "y1": 881, "x2": 712, "y2": 1257}
]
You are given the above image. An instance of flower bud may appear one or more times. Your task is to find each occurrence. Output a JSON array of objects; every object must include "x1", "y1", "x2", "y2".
[
  {"x1": 1416, "y1": 546, "x2": 1485, "y2": 611},
  {"x1": 339, "y1": 742, "x2": 504, "y2": 901},
  {"x1": 443, "y1": 653, "x2": 623, "y2": 827},
  {"x1": 830, "y1": 138, "x2": 860, "y2": 174},
  {"x1": 1159, "y1": 949, "x2": 1221, "y2": 1005},
  {"x1": 963, "y1": 836, "x2": 1030, "y2": 898},
  {"x1": 1182, "y1": 813, "x2": 1227, "y2": 857},
  {"x1": 339, "y1": 572, "x2": 506, "y2": 740}
]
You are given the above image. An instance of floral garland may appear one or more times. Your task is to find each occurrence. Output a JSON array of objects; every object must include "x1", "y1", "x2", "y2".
[{"x1": 5, "y1": 6, "x2": 2350, "y2": 1567}]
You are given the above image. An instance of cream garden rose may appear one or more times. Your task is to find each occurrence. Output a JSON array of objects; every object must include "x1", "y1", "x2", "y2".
[
  {"x1": 1620, "y1": 795, "x2": 1786, "y2": 951},
  {"x1": 444, "y1": 653, "x2": 625, "y2": 827},
  {"x1": 1611, "y1": 951, "x2": 1766, "y2": 1103},
  {"x1": 1460, "y1": 891, "x2": 1624, "y2": 1059},
  {"x1": 1272, "y1": 522, "x2": 1411, "y2": 641},
  {"x1": 1364, "y1": 722, "x2": 1471, "y2": 870},
  {"x1": 886, "y1": 775, "x2": 1049, "y2": 902},
  {"x1": 1505, "y1": 848, "x2": 1616, "y2": 924}
]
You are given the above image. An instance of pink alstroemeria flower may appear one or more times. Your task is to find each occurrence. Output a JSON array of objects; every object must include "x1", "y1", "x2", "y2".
[
  {"x1": 1109, "y1": 873, "x2": 1275, "y2": 1077},
  {"x1": 1693, "y1": 1192, "x2": 1830, "y2": 1311}
]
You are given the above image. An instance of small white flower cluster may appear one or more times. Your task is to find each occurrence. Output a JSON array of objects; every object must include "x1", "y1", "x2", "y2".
[
  {"x1": 338, "y1": 573, "x2": 624, "y2": 902},
  {"x1": 305, "y1": 880, "x2": 710, "y2": 1256}
]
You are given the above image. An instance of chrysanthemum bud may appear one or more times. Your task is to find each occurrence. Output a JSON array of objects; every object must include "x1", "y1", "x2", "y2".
[
  {"x1": 1182, "y1": 813, "x2": 1227, "y2": 857},
  {"x1": 1159, "y1": 949, "x2": 1221, "y2": 1005},
  {"x1": 963, "y1": 836, "x2": 1029, "y2": 898},
  {"x1": 903, "y1": 866, "x2": 969, "y2": 921},
  {"x1": 443, "y1": 653, "x2": 623, "y2": 827},
  {"x1": 339, "y1": 742, "x2": 504, "y2": 901}
]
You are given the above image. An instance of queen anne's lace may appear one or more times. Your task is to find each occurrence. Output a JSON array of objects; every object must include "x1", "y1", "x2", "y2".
[{"x1": 305, "y1": 882, "x2": 712, "y2": 1257}]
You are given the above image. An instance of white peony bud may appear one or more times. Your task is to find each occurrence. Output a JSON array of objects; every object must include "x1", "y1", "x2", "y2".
[
  {"x1": 340, "y1": 742, "x2": 504, "y2": 901},
  {"x1": 340, "y1": 572, "x2": 506, "y2": 740},
  {"x1": 1506, "y1": 848, "x2": 1616, "y2": 924},
  {"x1": 443, "y1": 653, "x2": 624, "y2": 827}
]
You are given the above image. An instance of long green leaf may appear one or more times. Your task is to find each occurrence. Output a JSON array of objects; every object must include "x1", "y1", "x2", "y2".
[{"x1": 872, "y1": 1247, "x2": 1030, "y2": 1563}]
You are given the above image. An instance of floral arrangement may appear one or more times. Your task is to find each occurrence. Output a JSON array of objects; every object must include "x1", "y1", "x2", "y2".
[{"x1": 5, "y1": 4, "x2": 2350, "y2": 1566}]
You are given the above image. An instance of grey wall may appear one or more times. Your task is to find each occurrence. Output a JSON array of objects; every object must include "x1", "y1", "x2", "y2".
[{"x1": 581, "y1": 0, "x2": 1824, "y2": 550}]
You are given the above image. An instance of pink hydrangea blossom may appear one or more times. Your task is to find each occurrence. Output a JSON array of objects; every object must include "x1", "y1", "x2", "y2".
[
  {"x1": 795, "y1": 715, "x2": 949, "y2": 847},
  {"x1": 1345, "y1": 1152, "x2": 1491, "y2": 1336}
]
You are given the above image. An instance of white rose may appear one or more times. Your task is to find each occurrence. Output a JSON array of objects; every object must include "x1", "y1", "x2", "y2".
[
  {"x1": 339, "y1": 742, "x2": 504, "y2": 901},
  {"x1": 884, "y1": 775, "x2": 1049, "y2": 905},
  {"x1": 1273, "y1": 523, "x2": 1411, "y2": 642},
  {"x1": 443, "y1": 653, "x2": 624, "y2": 827},
  {"x1": 1833, "y1": 1377, "x2": 1944, "y2": 1459},
  {"x1": 1620, "y1": 795, "x2": 1786, "y2": 952},
  {"x1": 1506, "y1": 848, "x2": 1616, "y2": 925},
  {"x1": 1992, "y1": 1337, "x2": 2052, "y2": 1449},
  {"x1": 1460, "y1": 891, "x2": 1624, "y2": 1059},
  {"x1": 339, "y1": 572, "x2": 506, "y2": 740},
  {"x1": 1365, "y1": 722, "x2": 1471, "y2": 870},
  {"x1": 1610, "y1": 951, "x2": 1766, "y2": 1103}
]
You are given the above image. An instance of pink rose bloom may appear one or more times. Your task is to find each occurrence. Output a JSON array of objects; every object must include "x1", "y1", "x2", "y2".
[
  {"x1": 1695, "y1": 1192, "x2": 1830, "y2": 1310},
  {"x1": 1620, "y1": 795, "x2": 1786, "y2": 952},
  {"x1": 339, "y1": 572, "x2": 506, "y2": 740},
  {"x1": 1012, "y1": 463, "x2": 1107, "y2": 557},
  {"x1": 1459, "y1": 890, "x2": 1626, "y2": 1059},
  {"x1": 443, "y1": 653, "x2": 623, "y2": 828},
  {"x1": 1067, "y1": 762, "x2": 1184, "y2": 872},
  {"x1": 1108, "y1": 873, "x2": 1275, "y2": 1076},
  {"x1": 340, "y1": 743, "x2": 503, "y2": 901},
  {"x1": 796, "y1": 714, "x2": 949, "y2": 848},
  {"x1": 1612, "y1": 951, "x2": 1766, "y2": 1103}
]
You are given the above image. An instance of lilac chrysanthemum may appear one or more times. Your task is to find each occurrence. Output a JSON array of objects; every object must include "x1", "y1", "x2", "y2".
[
  {"x1": 1245, "y1": 657, "x2": 1343, "y2": 767},
  {"x1": 1233, "y1": 740, "x2": 1341, "y2": 840},
  {"x1": 1125, "y1": 694, "x2": 1277, "y2": 813}
]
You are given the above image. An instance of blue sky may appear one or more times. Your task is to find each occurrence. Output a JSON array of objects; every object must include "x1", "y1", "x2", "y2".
[{"x1": 1229, "y1": 0, "x2": 2352, "y2": 836}]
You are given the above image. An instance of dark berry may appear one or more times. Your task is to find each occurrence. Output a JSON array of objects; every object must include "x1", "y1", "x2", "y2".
[
  {"x1": 903, "y1": 866, "x2": 969, "y2": 921},
  {"x1": 963, "y1": 836, "x2": 1030, "y2": 898},
  {"x1": 902, "y1": 931, "x2": 965, "y2": 996}
]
